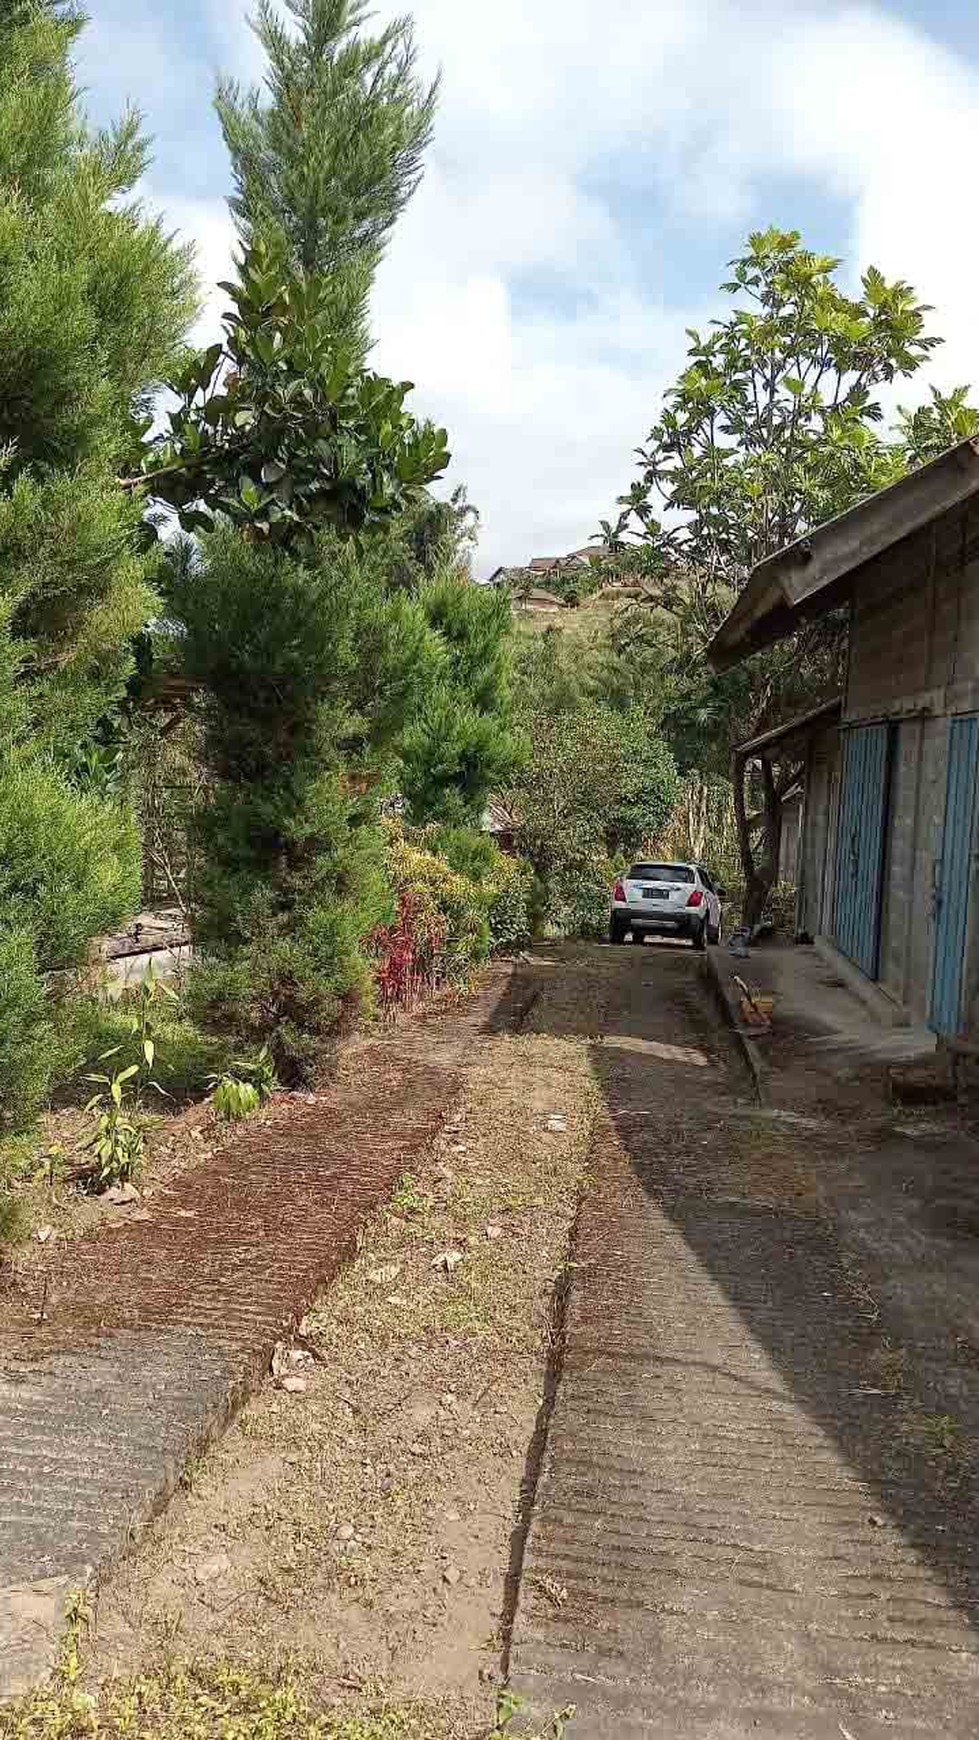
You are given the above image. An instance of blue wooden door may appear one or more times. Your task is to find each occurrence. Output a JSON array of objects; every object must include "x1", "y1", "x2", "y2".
[
  {"x1": 833, "y1": 724, "x2": 891, "y2": 978},
  {"x1": 930, "y1": 715, "x2": 979, "y2": 1036}
]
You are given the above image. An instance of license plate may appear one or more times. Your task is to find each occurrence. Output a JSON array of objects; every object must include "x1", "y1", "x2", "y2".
[{"x1": 644, "y1": 886, "x2": 668, "y2": 899}]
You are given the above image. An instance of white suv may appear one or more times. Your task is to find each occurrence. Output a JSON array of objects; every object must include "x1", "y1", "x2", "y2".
[{"x1": 609, "y1": 861, "x2": 724, "y2": 951}]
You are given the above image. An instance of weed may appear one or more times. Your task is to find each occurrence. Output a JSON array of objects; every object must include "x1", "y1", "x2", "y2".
[
  {"x1": 80, "y1": 1065, "x2": 146, "y2": 1187},
  {"x1": 0, "y1": 1655, "x2": 480, "y2": 1739},
  {"x1": 493, "y1": 1689, "x2": 575, "y2": 1740},
  {"x1": 94, "y1": 964, "x2": 178, "y2": 1084},
  {"x1": 0, "y1": 1192, "x2": 28, "y2": 1247},
  {"x1": 390, "y1": 1174, "x2": 432, "y2": 1217},
  {"x1": 208, "y1": 1045, "x2": 278, "y2": 1122},
  {"x1": 920, "y1": 1412, "x2": 963, "y2": 1456},
  {"x1": 211, "y1": 1075, "x2": 262, "y2": 1121},
  {"x1": 532, "y1": 1573, "x2": 568, "y2": 1611},
  {"x1": 68, "y1": 989, "x2": 229, "y2": 1105}
]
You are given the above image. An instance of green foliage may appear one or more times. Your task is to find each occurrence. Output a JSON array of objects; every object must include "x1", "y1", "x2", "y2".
[
  {"x1": 400, "y1": 574, "x2": 522, "y2": 827},
  {"x1": 485, "y1": 851, "x2": 535, "y2": 952},
  {"x1": 0, "y1": 0, "x2": 194, "y2": 1131},
  {"x1": 0, "y1": 1188, "x2": 28, "y2": 1248},
  {"x1": 139, "y1": 242, "x2": 449, "y2": 547},
  {"x1": 0, "y1": 0, "x2": 196, "y2": 756},
  {"x1": 374, "y1": 486, "x2": 480, "y2": 591},
  {"x1": 0, "y1": 1653, "x2": 490, "y2": 1740},
  {"x1": 103, "y1": 963, "x2": 178, "y2": 1077},
  {"x1": 77, "y1": 969, "x2": 181, "y2": 1187},
  {"x1": 506, "y1": 688, "x2": 679, "y2": 937},
  {"x1": 68, "y1": 995, "x2": 229, "y2": 1105},
  {"x1": 0, "y1": 752, "x2": 140, "y2": 1132},
  {"x1": 388, "y1": 830, "x2": 493, "y2": 971},
  {"x1": 893, "y1": 384, "x2": 979, "y2": 469},
  {"x1": 507, "y1": 620, "x2": 679, "y2": 936},
  {"x1": 0, "y1": 750, "x2": 140, "y2": 973},
  {"x1": 211, "y1": 1074, "x2": 261, "y2": 1121},
  {"x1": 209, "y1": 1046, "x2": 277, "y2": 1121},
  {"x1": 607, "y1": 227, "x2": 949, "y2": 594},
  {"x1": 605, "y1": 227, "x2": 975, "y2": 923},
  {"x1": 81, "y1": 1064, "x2": 146, "y2": 1188},
  {"x1": 424, "y1": 826, "x2": 534, "y2": 953},
  {"x1": 168, "y1": 529, "x2": 435, "y2": 1077},
  {"x1": 0, "y1": 927, "x2": 57, "y2": 1136},
  {"x1": 216, "y1": 0, "x2": 437, "y2": 355}
]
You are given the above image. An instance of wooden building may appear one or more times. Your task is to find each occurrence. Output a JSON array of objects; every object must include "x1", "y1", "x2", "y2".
[{"x1": 709, "y1": 437, "x2": 979, "y2": 1040}]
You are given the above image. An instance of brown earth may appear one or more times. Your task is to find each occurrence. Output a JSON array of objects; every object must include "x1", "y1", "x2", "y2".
[{"x1": 84, "y1": 978, "x2": 604, "y2": 1728}]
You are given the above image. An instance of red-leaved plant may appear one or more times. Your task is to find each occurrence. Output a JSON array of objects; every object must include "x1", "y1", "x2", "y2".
[{"x1": 371, "y1": 889, "x2": 449, "y2": 1016}]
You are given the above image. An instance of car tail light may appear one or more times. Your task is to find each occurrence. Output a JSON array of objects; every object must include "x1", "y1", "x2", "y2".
[
  {"x1": 613, "y1": 879, "x2": 626, "y2": 902},
  {"x1": 687, "y1": 889, "x2": 704, "y2": 908}
]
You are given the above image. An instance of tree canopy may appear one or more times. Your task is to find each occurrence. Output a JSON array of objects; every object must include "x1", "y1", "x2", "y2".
[
  {"x1": 0, "y1": 0, "x2": 196, "y2": 1130},
  {"x1": 604, "y1": 227, "x2": 978, "y2": 923},
  {"x1": 217, "y1": 0, "x2": 437, "y2": 354}
]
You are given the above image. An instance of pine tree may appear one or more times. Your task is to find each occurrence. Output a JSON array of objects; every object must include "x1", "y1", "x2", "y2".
[
  {"x1": 0, "y1": 0, "x2": 196, "y2": 1131},
  {"x1": 400, "y1": 574, "x2": 522, "y2": 827},
  {"x1": 216, "y1": 0, "x2": 437, "y2": 354}
]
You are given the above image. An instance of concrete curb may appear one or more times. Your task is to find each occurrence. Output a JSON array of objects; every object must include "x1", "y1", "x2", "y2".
[{"x1": 703, "y1": 947, "x2": 767, "y2": 1105}]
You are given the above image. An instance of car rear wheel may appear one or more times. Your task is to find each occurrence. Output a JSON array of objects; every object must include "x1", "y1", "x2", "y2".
[
  {"x1": 707, "y1": 918, "x2": 721, "y2": 945},
  {"x1": 609, "y1": 917, "x2": 628, "y2": 945},
  {"x1": 631, "y1": 930, "x2": 645, "y2": 945},
  {"x1": 692, "y1": 920, "x2": 707, "y2": 952}
]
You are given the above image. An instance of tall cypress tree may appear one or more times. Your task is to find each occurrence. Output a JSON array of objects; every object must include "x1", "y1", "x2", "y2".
[
  {"x1": 0, "y1": 0, "x2": 196, "y2": 1131},
  {"x1": 216, "y1": 0, "x2": 437, "y2": 354}
]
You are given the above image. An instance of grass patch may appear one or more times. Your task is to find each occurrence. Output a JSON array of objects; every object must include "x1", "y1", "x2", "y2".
[
  {"x1": 65, "y1": 995, "x2": 231, "y2": 1105},
  {"x1": 0, "y1": 1656, "x2": 487, "y2": 1740}
]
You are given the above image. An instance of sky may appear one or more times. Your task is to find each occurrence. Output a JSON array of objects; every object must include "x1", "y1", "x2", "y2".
[{"x1": 76, "y1": 0, "x2": 979, "y2": 576}]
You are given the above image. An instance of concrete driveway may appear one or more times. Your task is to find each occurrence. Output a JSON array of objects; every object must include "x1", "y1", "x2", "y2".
[{"x1": 509, "y1": 942, "x2": 979, "y2": 1738}]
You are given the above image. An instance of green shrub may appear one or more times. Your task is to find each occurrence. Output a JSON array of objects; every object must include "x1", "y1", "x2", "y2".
[
  {"x1": 371, "y1": 828, "x2": 496, "y2": 1012},
  {"x1": 0, "y1": 751, "x2": 140, "y2": 973},
  {"x1": 0, "y1": 1191, "x2": 28, "y2": 1247},
  {"x1": 209, "y1": 1047, "x2": 277, "y2": 1122},
  {"x1": 67, "y1": 995, "x2": 230, "y2": 1104},
  {"x1": 168, "y1": 529, "x2": 433, "y2": 1079},
  {"x1": 414, "y1": 824, "x2": 534, "y2": 954},
  {"x1": 0, "y1": 928, "x2": 58, "y2": 1135},
  {"x1": 486, "y1": 852, "x2": 535, "y2": 951},
  {"x1": 549, "y1": 854, "x2": 619, "y2": 941},
  {"x1": 388, "y1": 832, "x2": 492, "y2": 971}
]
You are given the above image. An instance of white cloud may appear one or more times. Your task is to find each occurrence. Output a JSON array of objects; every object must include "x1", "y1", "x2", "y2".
[
  {"x1": 766, "y1": 9, "x2": 979, "y2": 397},
  {"x1": 84, "y1": 0, "x2": 979, "y2": 574},
  {"x1": 369, "y1": 0, "x2": 979, "y2": 570},
  {"x1": 149, "y1": 194, "x2": 237, "y2": 344}
]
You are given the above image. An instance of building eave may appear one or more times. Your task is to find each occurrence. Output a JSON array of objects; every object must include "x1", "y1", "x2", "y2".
[
  {"x1": 734, "y1": 696, "x2": 843, "y2": 763},
  {"x1": 707, "y1": 437, "x2": 979, "y2": 672}
]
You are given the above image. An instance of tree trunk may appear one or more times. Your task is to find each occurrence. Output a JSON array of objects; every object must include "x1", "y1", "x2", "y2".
[{"x1": 733, "y1": 752, "x2": 783, "y2": 933}]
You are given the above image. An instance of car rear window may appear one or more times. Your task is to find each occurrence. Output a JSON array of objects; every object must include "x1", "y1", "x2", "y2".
[{"x1": 628, "y1": 863, "x2": 695, "y2": 883}]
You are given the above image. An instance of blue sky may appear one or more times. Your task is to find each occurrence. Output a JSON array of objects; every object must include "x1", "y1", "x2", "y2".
[{"x1": 77, "y1": 0, "x2": 979, "y2": 574}]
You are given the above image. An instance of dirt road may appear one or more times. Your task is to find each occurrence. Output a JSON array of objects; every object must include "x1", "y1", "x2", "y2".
[{"x1": 7, "y1": 941, "x2": 979, "y2": 1739}]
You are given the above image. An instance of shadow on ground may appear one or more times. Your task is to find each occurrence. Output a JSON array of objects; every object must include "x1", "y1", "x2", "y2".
[{"x1": 506, "y1": 940, "x2": 979, "y2": 1732}]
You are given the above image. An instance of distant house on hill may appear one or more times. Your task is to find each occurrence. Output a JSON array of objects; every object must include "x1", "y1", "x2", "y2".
[
  {"x1": 514, "y1": 587, "x2": 564, "y2": 615},
  {"x1": 484, "y1": 544, "x2": 612, "y2": 595}
]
